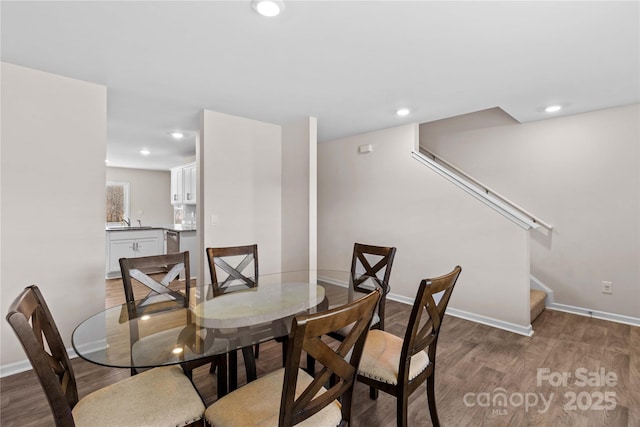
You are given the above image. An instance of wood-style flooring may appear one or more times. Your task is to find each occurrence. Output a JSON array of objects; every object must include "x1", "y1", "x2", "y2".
[{"x1": 1, "y1": 278, "x2": 638, "y2": 426}]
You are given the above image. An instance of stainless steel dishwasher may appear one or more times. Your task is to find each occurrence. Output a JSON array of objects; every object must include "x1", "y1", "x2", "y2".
[{"x1": 166, "y1": 230, "x2": 179, "y2": 254}]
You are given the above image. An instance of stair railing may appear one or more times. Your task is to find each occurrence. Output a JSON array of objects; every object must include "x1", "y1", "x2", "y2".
[{"x1": 413, "y1": 147, "x2": 553, "y2": 231}]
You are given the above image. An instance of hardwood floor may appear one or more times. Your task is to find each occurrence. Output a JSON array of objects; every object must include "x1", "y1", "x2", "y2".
[{"x1": 2, "y1": 279, "x2": 638, "y2": 426}]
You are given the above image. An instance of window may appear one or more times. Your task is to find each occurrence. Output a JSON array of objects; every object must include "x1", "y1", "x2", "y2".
[{"x1": 106, "y1": 181, "x2": 130, "y2": 225}]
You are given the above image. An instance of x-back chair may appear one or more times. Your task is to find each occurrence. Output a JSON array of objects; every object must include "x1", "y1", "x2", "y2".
[
  {"x1": 357, "y1": 266, "x2": 462, "y2": 427},
  {"x1": 204, "y1": 288, "x2": 382, "y2": 427},
  {"x1": 6, "y1": 285, "x2": 205, "y2": 427},
  {"x1": 119, "y1": 251, "x2": 226, "y2": 393}
]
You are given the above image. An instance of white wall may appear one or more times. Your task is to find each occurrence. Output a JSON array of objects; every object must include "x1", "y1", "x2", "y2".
[
  {"x1": 318, "y1": 123, "x2": 531, "y2": 330},
  {"x1": 281, "y1": 117, "x2": 317, "y2": 271},
  {"x1": 199, "y1": 110, "x2": 282, "y2": 282},
  {"x1": 106, "y1": 167, "x2": 173, "y2": 225},
  {"x1": 420, "y1": 105, "x2": 640, "y2": 318},
  {"x1": 1, "y1": 63, "x2": 107, "y2": 368}
]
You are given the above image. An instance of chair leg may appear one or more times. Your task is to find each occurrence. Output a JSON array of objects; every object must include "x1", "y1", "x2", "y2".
[
  {"x1": 281, "y1": 339, "x2": 288, "y2": 367},
  {"x1": 215, "y1": 354, "x2": 228, "y2": 398},
  {"x1": 369, "y1": 386, "x2": 378, "y2": 400},
  {"x1": 182, "y1": 365, "x2": 193, "y2": 380},
  {"x1": 242, "y1": 346, "x2": 257, "y2": 383},
  {"x1": 396, "y1": 391, "x2": 408, "y2": 427},
  {"x1": 228, "y1": 350, "x2": 238, "y2": 391},
  {"x1": 306, "y1": 353, "x2": 315, "y2": 376},
  {"x1": 426, "y1": 375, "x2": 440, "y2": 427},
  {"x1": 276, "y1": 335, "x2": 288, "y2": 367},
  {"x1": 254, "y1": 343, "x2": 260, "y2": 359}
]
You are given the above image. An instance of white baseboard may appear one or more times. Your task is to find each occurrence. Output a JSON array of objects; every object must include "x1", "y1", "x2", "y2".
[
  {"x1": 319, "y1": 275, "x2": 534, "y2": 337},
  {"x1": 529, "y1": 276, "x2": 640, "y2": 327},
  {"x1": 1, "y1": 348, "x2": 78, "y2": 378},
  {"x1": 0, "y1": 359, "x2": 36, "y2": 378},
  {"x1": 317, "y1": 275, "x2": 348, "y2": 288},
  {"x1": 0, "y1": 340, "x2": 105, "y2": 378},
  {"x1": 546, "y1": 303, "x2": 640, "y2": 327},
  {"x1": 444, "y1": 307, "x2": 534, "y2": 337}
]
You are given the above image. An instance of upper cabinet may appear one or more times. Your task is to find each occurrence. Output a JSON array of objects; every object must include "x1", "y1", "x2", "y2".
[
  {"x1": 170, "y1": 166, "x2": 183, "y2": 204},
  {"x1": 171, "y1": 163, "x2": 196, "y2": 205},
  {"x1": 183, "y1": 163, "x2": 197, "y2": 204}
]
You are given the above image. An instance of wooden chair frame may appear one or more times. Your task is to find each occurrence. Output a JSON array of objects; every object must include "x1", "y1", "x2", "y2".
[
  {"x1": 356, "y1": 266, "x2": 461, "y2": 427},
  {"x1": 206, "y1": 244, "x2": 262, "y2": 391},
  {"x1": 349, "y1": 243, "x2": 397, "y2": 331},
  {"x1": 120, "y1": 251, "x2": 225, "y2": 392},
  {"x1": 6, "y1": 285, "x2": 79, "y2": 426},
  {"x1": 308, "y1": 243, "x2": 396, "y2": 376},
  {"x1": 119, "y1": 251, "x2": 192, "y2": 312},
  {"x1": 7, "y1": 285, "x2": 205, "y2": 427},
  {"x1": 206, "y1": 244, "x2": 258, "y2": 298},
  {"x1": 281, "y1": 289, "x2": 382, "y2": 426}
]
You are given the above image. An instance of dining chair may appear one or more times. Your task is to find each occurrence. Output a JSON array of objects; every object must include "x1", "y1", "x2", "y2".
[
  {"x1": 120, "y1": 251, "x2": 226, "y2": 388},
  {"x1": 356, "y1": 265, "x2": 462, "y2": 427},
  {"x1": 206, "y1": 244, "x2": 258, "y2": 297},
  {"x1": 308, "y1": 243, "x2": 396, "y2": 376},
  {"x1": 119, "y1": 251, "x2": 194, "y2": 311},
  {"x1": 206, "y1": 244, "x2": 263, "y2": 388},
  {"x1": 204, "y1": 288, "x2": 382, "y2": 427},
  {"x1": 6, "y1": 285, "x2": 205, "y2": 427},
  {"x1": 340, "y1": 243, "x2": 397, "y2": 334}
]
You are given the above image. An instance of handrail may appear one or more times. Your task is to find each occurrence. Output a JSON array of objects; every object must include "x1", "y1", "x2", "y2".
[{"x1": 414, "y1": 148, "x2": 553, "y2": 231}]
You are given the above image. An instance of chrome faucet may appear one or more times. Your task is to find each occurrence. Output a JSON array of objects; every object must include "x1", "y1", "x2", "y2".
[{"x1": 122, "y1": 217, "x2": 131, "y2": 227}]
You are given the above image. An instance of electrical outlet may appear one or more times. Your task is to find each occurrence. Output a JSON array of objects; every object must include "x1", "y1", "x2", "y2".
[{"x1": 602, "y1": 281, "x2": 613, "y2": 294}]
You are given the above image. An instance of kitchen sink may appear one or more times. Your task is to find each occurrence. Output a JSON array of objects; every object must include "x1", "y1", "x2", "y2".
[{"x1": 106, "y1": 226, "x2": 154, "y2": 231}]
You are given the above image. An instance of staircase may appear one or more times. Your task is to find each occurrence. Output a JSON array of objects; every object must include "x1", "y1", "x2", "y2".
[
  {"x1": 530, "y1": 289, "x2": 546, "y2": 322},
  {"x1": 413, "y1": 147, "x2": 553, "y2": 329}
]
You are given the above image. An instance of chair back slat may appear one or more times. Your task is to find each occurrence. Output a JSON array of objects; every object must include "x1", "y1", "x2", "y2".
[
  {"x1": 6, "y1": 286, "x2": 78, "y2": 427},
  {"x1": 350, "y1": 243, "x2": 396, "y2": 331},
  {"x1": 351, "y1": 243, "x2": 396, "y2": 292},
  {"x1": 119, "y1": 252, "x2": 190, "y2": 312},
  {"x1": 212, "y1": 256, "x2": 256, "y2": 288},
  {"x1": 206, "y1": 244, "x2": 258, "y2": 297},
  {"x1": 401, "y1": 266, "x2": 461, "y2": 367},
  {"x1": 280, "y1": 289, "x2": 381, "y2": 427}
]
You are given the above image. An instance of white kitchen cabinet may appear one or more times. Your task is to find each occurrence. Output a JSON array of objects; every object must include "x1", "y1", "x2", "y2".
[
  {"x1": 105, "y1": 228, "x2": 164, "y2": 278},
  {"x1": 183, "y1": 163, "x2": 196, "y2": 204},
  {"x1": 170, "y1": 166, "x2": 184, "y2": 204},
  {"x1": 170, "y1": 163, "x2": 196, "y2": 205}
]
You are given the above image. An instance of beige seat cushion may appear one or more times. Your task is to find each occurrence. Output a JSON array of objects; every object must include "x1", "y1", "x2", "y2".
[
  {"x1": 72, "y1": 365, "x2": 204, "y2": 427},
  {"x1": 205, "y1": 368, "x2": 342, "y2": 427},
  {"x1": 358, "y1": 329, "x2": 429, "y2": 385}
]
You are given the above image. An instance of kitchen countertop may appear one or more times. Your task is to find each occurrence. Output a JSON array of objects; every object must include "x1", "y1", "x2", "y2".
[
  {"x1": 105, "y1": 224, "x2": 196, "y2": 232},
  {"x1": 161, "y1": 224, "x2": 196, "y2": 232}
]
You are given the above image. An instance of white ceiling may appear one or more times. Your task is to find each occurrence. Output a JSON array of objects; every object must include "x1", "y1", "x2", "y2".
[{"x1": 2, "y1": 1, "x2": 638, "y2": 171}]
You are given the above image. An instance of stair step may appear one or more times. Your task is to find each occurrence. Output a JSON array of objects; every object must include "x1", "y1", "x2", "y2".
[{"x1": 530, "y1": 289, "x2": 546, "y2": 322}]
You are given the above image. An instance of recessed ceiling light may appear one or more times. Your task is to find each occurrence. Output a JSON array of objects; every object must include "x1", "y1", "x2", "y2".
[
  {"x1": 140, "y1": 149, "x2": 151, "y2": 156},
  {"x1": 172, "y1": 347, "x2": 183, "y2": 354},
  {"x1": 251, "y1": 0, "x2": 285, "y2": 17},
  {"x1": 396, "y1": 108, "x2": 411, "y2": 117},
  {"x1": 170, "y1": 131, "x2": 184, "y2": 139},
  {"x1": 545, "y1": 105, "x2": 562, "y2": 113}
]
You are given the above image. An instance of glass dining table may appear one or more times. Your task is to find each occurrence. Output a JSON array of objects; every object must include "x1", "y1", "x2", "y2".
[{"x1": 72, "y1": 270, "x2": 381, "y2": 397}]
